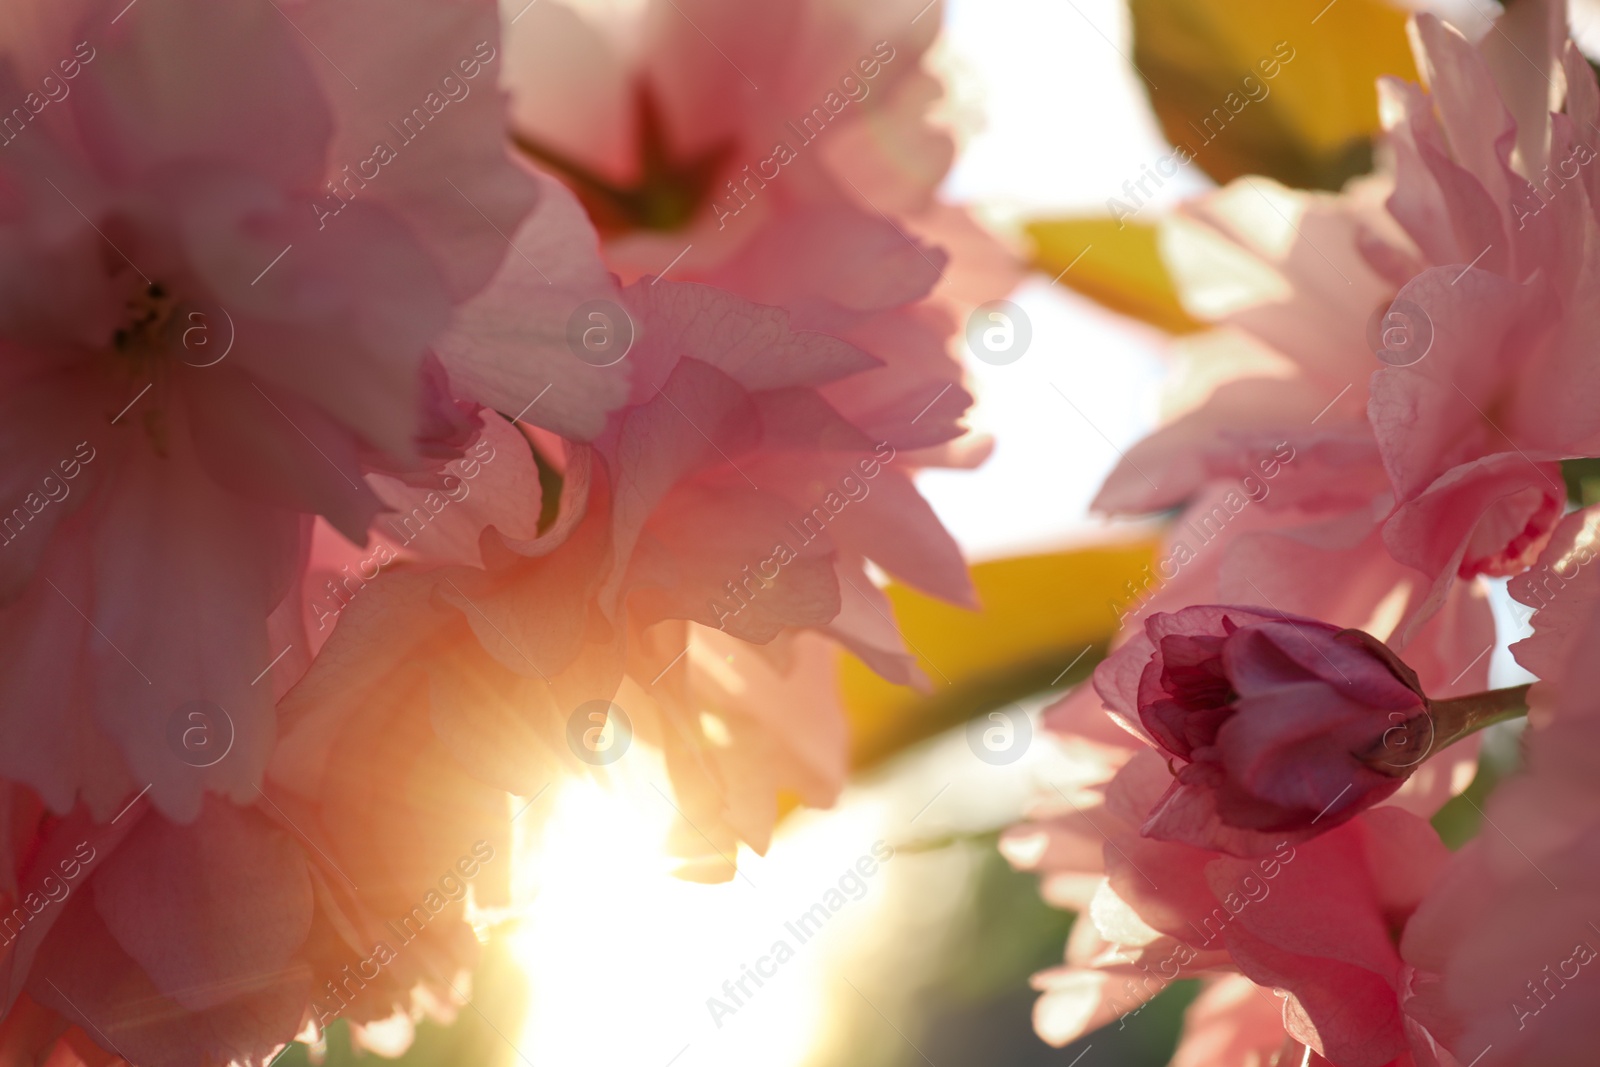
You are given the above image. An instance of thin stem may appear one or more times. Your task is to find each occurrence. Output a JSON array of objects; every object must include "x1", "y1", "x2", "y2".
[
  {"x1": 1363, "y1": 683, "x2": 1529, "y2": 775},
  {"x1": 1430, "y1": 683, "x2": 1531, "y2": 748}
]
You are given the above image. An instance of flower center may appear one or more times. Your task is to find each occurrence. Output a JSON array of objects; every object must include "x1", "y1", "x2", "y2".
[
  {"x1": 513, "y1": 85, "x2": 735, "y2": 237},
  {"x1": 105, "y1": 280, "x2": 194, "y2": 456},
  {"x1": 111, "y1": 282, "x2": 180, "y2": 371}
]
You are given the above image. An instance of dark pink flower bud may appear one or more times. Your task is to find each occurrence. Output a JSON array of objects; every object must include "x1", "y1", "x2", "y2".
[{"x1": 1093, "y1": 605, "x2": 1431, "y2": 856}]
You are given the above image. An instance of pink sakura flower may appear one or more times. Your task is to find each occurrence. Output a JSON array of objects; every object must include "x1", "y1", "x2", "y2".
[
  {"x1": 490, "y1": 0, "x2": 1012, "y2": 876},
  {"x1": 20, "y1": 798, "x2": 320, "y2": 1067},
  {"x1": 1368, "y1": 0, "x2": 1597, "y2": 623},
  {"x1": 282, "y1": 170, "x2": 627, "y2": 665},
  {"x1": 0, "y1": 604, "x2": 516, "y2": 1067},
  {"x1": 487, "y1": 2, "x2": 1018, "y2": 876},
  {"x1": 156, "y1": 0, "x2": 1001, "y2": 890},
  {"x1": 439, "y1": 278, "x2": 973, "y2": 877},
  {"x1": 1387, "y1": 509, "x2": 1600, "y2": 1066},
  {"x1": 0, "y1": 779, "x2": 314, "y2": 1067},
  {"x1": 501, "y1": 0, "x2": 1011, "y2": 465},
  {"x1": 1008, "y1": 180, "x2": 1496, "y2": 1037},
  {"x1": 1092, "y1": 0, "x2": 1598, "y2": 653},
  {"x1": 1021, "y1": 747, "x2": 1455, "y2": 1067},
  {"x1": 1095, "y1": 167, "x2": 1497, "y2": 655},
  {"x1": 1505, "y1": 505, "x2": 1600, "y2": 705},
  {"x1": 1007, "y1": 575, "x2": 1505, "y2": 1057},
  {"x1": 268, "y1": 272, "x2": 971, "y2": 883},
  {"x1": 1004, "y1": 455, "x2": 1493, "y2": 1050},
  {"x1": 1094, "y1": 174, "x2": 1402, "y2": 520},
  {"x1": 1399, "y1": 678, "x2": 1600, "y2": 1066},
  {"x1": 501, "y1": 0, "x2": 948, "y2": 265},
  {"x1": 0, "y1": 0, "x2": 614, "y2": 822}
]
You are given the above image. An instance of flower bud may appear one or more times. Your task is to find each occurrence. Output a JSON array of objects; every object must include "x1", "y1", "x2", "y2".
[{"x1": 1093, "y1": 605, "x2": 1431, "y2": 856}]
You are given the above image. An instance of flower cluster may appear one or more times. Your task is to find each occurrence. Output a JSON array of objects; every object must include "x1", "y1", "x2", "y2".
[
  {"x1": 0, "y1": 0, "x2": 1008, "y2": 1063},
  {"x1": 1008, "y1": 1, "x2": 1600, "y2": 1064}
]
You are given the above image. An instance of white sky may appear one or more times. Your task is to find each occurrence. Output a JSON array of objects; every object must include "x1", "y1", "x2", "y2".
[{"x1": 918, "y1": 0, "x2": 1181, "y2": 562}]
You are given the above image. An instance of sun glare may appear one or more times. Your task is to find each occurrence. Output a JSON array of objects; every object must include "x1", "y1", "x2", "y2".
[{"x1": 509, "y1": 761, "x2": 893, "y2": 1067}]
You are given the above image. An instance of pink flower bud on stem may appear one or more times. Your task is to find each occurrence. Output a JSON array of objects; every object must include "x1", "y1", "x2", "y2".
[{"x1": 1095, "y1": 604, "x2": 1530, "y2": 857}]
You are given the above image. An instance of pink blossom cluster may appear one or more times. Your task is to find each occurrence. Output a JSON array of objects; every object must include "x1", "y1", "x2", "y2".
[
  {"x1": 1007, "y1": 1, "x2": 1600, "y2": 1063},
  {"x1": 0, "y1": 0, "x2": 1009, "y2": 1062}
]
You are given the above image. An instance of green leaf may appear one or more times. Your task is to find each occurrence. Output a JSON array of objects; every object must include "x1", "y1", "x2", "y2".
[
  {"x1": 1562, "y1": 457, "x2": 1600, "y2": 507},
  {"x1": 1129, "y1": 0, "x2": 1417, "y2": 190},
  {"x1": 1432, "y1": 720, "x2": 1527, "y2": 849},
  {"x1": 1028, "y1": 217, "x2": 1204, "y2": 334},
  {"x1": 842, "y1": 542, "x2": 1158, "y2": 768}
]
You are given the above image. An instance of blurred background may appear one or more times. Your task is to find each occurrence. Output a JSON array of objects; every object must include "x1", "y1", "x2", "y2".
[{"x1": 281, "y1": 0, "x2": 1562, "y2": 1063}]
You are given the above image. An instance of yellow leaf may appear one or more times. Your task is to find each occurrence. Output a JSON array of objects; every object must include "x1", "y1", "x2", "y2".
[
  {"x1": 1130, "y1": 0, "x2": 1417, "y2": 190},
  {"x1": 842, "y1": 541, "x2": 1157, "y2": 769},
  {"x1": 1028, "y1": 217, "x2": 1203, "y2": 334}
]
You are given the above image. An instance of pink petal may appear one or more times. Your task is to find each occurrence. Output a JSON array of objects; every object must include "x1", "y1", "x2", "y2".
[
  {"x1": 92, "y1": 802, "x2": 314, "y2": 1012},
  {"x1": 621, "y1": 280, "x2": 880, "y2": 397},
  {"x1": 32, "y1": 872, "x2": 310, "y2": 1067},
  {"x1": 290, "y1": 0, "x2": 538, "y2": 300},
  {"x1": 432, "y1": 169, "x2": 633, "y2": 443},
  {"x1": 71, "y1": 0, "x2": 332, "y2": 189}
]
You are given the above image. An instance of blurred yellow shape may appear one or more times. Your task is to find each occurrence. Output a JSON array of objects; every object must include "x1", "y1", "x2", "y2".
[
  {"x1": 841, "y1": 541, "x2": 1158, "y2": 768},
  {"x1": 1029, "y1": 217, "x2": 1204, "y2": 334},
  {"x1": 1130, "y1": 0, "x2": 1417, "y2": 190}
]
